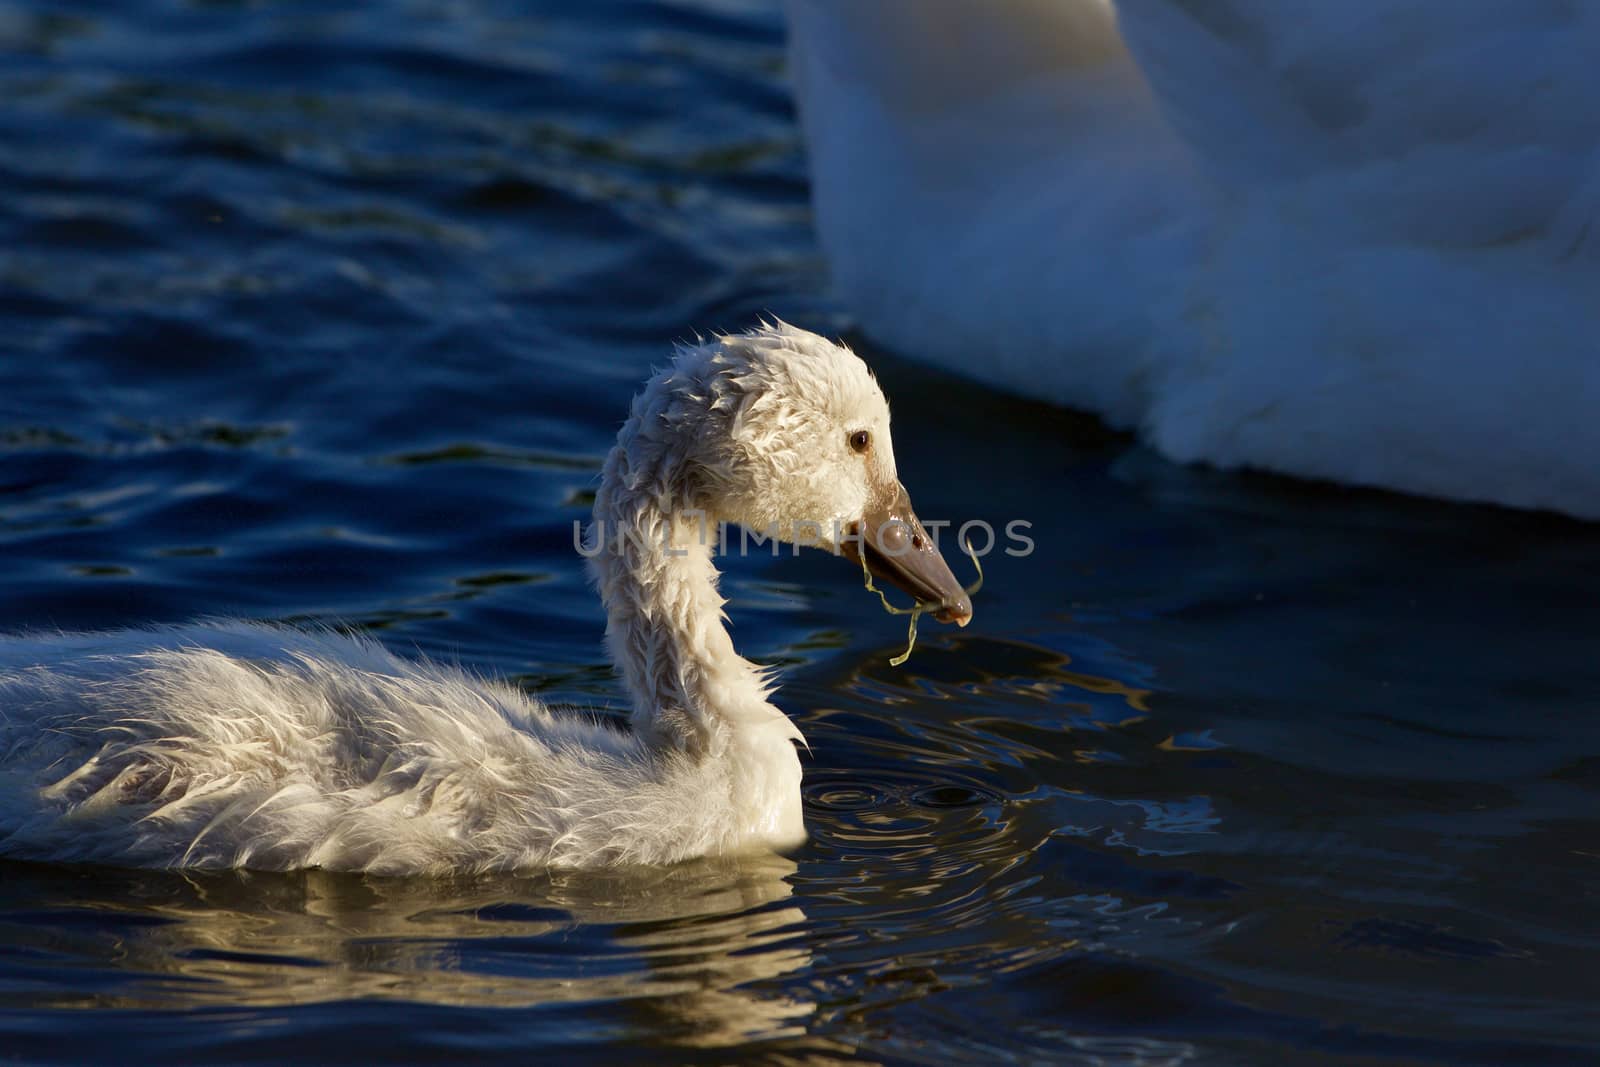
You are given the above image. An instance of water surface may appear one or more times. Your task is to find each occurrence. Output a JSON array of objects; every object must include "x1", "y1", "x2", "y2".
[{"x1": 1, "y1": 1, "x2": 1596, "y2": 1063}]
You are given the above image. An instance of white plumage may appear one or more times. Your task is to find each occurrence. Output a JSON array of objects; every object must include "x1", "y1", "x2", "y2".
[
  {"x1": 785, "y1": 0, "x2": 1600, "y2": 517},
  {"x1": 0, "y1": 322, "x2": 967, "y2": 874}
]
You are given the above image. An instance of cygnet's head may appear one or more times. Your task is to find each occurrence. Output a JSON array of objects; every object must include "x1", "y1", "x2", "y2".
[{"x1": 640, "y1": 320, "x2": 972, "y2": 625}]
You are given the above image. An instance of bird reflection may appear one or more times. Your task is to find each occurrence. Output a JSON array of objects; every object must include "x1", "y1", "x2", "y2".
[{"x1": 0, "y1": 854, "x2": 814, "y2": 1051}]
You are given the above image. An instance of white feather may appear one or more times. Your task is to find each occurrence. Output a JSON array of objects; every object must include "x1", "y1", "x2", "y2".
[
  {"x1": 785, "y1": 0, "x2": 1600, "y2": 516},
  {"x1": 0, "y1": 323, "x2": 900, "y2": 873}
]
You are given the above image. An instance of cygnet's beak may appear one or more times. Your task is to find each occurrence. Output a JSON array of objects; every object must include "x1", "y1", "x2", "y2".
[{"x1": 840, "y1": 482, "x2": 973, "y2": 626}]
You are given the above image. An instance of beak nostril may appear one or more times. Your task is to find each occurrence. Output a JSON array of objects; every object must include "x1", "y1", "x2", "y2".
[{"x1": 912, "y1": 534, "x2": 925, "y2": 550}]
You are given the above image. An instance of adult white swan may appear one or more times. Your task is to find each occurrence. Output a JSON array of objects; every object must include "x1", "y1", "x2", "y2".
[
  {"x1": 784, "y1": 0, "x2": 1600, "y2": 517},
  {"x1": 0, "y1": 322, "x2": 972, "y2": 874}
]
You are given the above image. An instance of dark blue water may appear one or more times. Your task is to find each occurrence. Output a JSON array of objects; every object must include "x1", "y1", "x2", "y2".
[{"x1": 1, "y1": 2, "x2": 1597, "y2": 1063}]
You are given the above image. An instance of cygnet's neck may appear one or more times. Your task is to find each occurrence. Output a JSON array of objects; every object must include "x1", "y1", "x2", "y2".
[{"x1": 589, "y1": 409, "x2": 797, "y2": 757}]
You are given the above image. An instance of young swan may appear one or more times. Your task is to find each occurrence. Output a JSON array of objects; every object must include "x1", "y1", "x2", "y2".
[{"x1": 0, "y1": 322, "x2": 971, "y2": 874}]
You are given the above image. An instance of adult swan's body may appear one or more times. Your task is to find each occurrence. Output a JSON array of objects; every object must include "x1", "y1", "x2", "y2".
[
  {"x1": 0, "y1": 323, "x2": 972, "y2": 874},
  {"x1": 784, "y1": 0, "x2": 1600, "y2": 517}
]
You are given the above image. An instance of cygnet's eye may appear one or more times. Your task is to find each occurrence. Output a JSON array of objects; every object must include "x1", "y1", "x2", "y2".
[{"x1": 848, "y1": 429, "x2": 871, "y2": 454}]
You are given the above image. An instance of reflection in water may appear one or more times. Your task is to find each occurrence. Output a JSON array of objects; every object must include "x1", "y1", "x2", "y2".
[{"x1": 0, "y1": 855, "x2": 814, "y2": 1052}]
